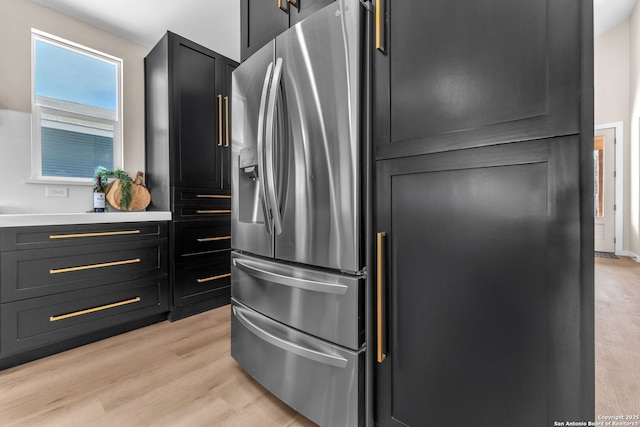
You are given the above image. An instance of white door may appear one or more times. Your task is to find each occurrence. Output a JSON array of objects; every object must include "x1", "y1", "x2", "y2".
[{"x1": 594, "y1": 128, "x2": 615, "y2": 253}]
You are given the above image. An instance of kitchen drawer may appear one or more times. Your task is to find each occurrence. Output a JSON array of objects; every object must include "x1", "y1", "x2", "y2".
[
  {"x1": 1, "y1": 240, "x2": 168, "y2": 302},
  {"x1": 172, "y1": 206, "x2": 231, "y2": 221},
  {"x1": 231, "y1": 251, "x2": 364, "y2": 350},
  {"x1": 0, "y1": 276, "x2": 168, "y2": 356},
  {"x1": 174, "y1": 219, "x2": 231, "y2": 258},
  {"x1": 231, "y1": 300, "x2": 364, "y2": 427},
  {"x1": 173, "y1": 188, "x2": 231, "y2": 206},
  {"x1": 174, "y1": 251, "x2": 231, "y2": 304},
  {"x1": 0, "y1": 222, "x2": 167, "y2": 252}
]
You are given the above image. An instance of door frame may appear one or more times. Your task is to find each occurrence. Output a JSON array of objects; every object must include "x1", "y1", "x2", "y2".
[{"x1": 594, "y1": 122, "x2": 624, "y2": 255}]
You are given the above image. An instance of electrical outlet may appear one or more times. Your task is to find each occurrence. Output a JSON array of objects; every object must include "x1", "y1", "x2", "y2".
[{"x1": 46, "y1": 187, "x2": 68, "y2": 198}]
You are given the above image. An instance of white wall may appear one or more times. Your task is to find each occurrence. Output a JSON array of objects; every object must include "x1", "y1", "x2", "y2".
[
  {"x1": 630, "y1": 6, "x2": 640, "y2": 257},
  {"x1": 594, "y1": 19, "x2": 633, "y2": 255},
  {"x1": 0, "y1": 0, "x2": 148, "y2": 213}
]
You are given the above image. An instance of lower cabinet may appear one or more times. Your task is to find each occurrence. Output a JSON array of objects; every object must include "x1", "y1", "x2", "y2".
[
  {"x1": 0, "y1": 221, "x2": 169, "y2": 369},
  {"x1": 169, "y1": 214, "x2": 231, "y2": 321}
]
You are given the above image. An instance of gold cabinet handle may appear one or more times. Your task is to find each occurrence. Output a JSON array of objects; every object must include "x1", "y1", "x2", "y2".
[
  {"x1": 50, "y1": 258, "x2": 141, "y2": 275},
  {"x1": 377, "y1": 232, "x2": 387, "y2": 363},
  {"x1": 196, "y1": 236, "x2": 231, "y2": 242},
  {"x1": 225, "y1": 95, "x2": 230, "y2": 147},
  {"x1": 197, "y1": 273, "x2": 231, "y2": 283},
  {"x1": 376, "y1": 0, "x2": 385, "y2": 53},
  {"x1": 49, "y1": 230, "x2": 141, "y2": 239},
  {"x1": 50, "y1": 297, "x2": 141, "y2": 322},
  {"x1": 218, "y1": 94, "x2": 223, "y2": 146},
  {"x1": 196, "y1": 210, "x2": 232, "y2": 214},
  {"x1": 278, "y1": 0, "x2": 288, "y2": 12},
  {"x1": 196, "y1": 194, "x2": 231, "y2": 199},
  {"x1": 288, "y1": 0, "x2": 297, "y2": 6}
]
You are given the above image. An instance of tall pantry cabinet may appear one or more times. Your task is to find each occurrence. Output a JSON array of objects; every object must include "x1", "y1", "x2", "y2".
[
  {"x1": 372, "y1": 0, "x2": 594, "y2": 425},
  {"x1": 145, "y1": 31, "x2": 238, "y2": 320}
]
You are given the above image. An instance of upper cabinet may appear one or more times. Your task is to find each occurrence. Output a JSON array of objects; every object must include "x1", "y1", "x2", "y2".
[
  {"x1": 373, "y1": 0, "x2": 581, "y2": 160},
  {"x1": 145, "y1": 32, "x2": 238, "y2": 210},
  {"x1": 241, "y1": 0, "x2": 335, "y2": 61}
]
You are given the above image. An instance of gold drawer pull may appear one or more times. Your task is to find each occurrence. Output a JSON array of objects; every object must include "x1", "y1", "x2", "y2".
[
  {"x1": 197, "y1": 273, "x2": 231, "y2": 283},
  {"x1": 196, "y1": 194, "x2": 231, "y2": 199},
  {"x1": 196, "y1": 236, "x2": 231, "y2": 243},
  {"x1": 278, "y1": 0, "x2": 288, "y2": 12},
  {"x1": 376, "y1": 0, "x2": 385, "y2": 53},
  {"x1": 50, "y1": 258, "x2": 141, "y2": 274},
  {"x1": 218, "y1": 94, "x2": 223, "y2": 147},
  {"x1": 49, "y1": 230, "x2": 141, "y2": 239},
  {"x1": 377, "y1": 232, "x2": 387, "y2": 363},
  {"x1": 196, "y1": 210, "x2": 232, "y2": 214},
  {"x1": 50, "y1": 297, "x2": 141, "y2": 322},
  {"x1": 225, "y1": 95, "x2": 230, "y2": 147}
]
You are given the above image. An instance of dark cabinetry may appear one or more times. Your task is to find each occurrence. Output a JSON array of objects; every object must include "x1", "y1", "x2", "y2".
[
  {"x1": 241, "y1": 0, "x2": 335, "y2": 60},
  {"x1": 0, "y1": 222, "x2": 169, "y2": 369},
  {"x1": 145, "y1": 32, "x2": 237, "y2": 320},
  {"x1": 372, "y1": 0, "x2": 593, "y2": 425}
]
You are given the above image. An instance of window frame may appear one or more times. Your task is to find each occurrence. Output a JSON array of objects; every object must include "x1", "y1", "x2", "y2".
[{"x1": 30, "y1": 29, "x2": 123, "y2": 185}]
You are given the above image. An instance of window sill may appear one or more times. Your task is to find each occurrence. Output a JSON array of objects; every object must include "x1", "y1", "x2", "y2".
[{"x1": 25, "y1": 177, "x2": 93, "y2": 186}]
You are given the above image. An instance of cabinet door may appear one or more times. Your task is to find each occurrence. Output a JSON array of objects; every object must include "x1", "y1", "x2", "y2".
[
  {"x1": 373, "y1": 0, "x2": 580, "y2": 160},
  {"x1": 289, "y1": 0, "x2": 335, "y2": 26},
  {"x1": 172, "y1": 36, "x2": 223, "y2": 189},
  {"x1": 374, "y1": 139, "x2": 591, "y2": 426},
  {"x1": 221, "y1": 59, "x2": 238, "y2": 190},
  {"x1": 241, "y1": 0, "x2": 289, "y2": 61}
]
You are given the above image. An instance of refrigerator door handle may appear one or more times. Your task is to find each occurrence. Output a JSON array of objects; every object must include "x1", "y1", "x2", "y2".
[
  {"x1": 265, "y1": 57, "x2": 284, "y2": 235},
  {"x1": 233, "y1": 257, "x2": 349, "y2": 295},
  {"x1": 233, "y1": 304, "x2": 349, "y2": 368},
  {"x1": 257, "y1": 62, "x2": 275, "y2": 234}
]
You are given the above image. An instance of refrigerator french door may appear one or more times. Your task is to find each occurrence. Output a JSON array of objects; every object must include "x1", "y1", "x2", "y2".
[{"x1": 231, "y1": 1, "x2": 365, "y2": 426}]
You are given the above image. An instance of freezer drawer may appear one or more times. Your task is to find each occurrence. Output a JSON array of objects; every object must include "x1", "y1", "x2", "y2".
[
  {"x1": 231, "y1": 251, "x2": 363, "y2": 350},
  {"x1": 231, "y1": 300, "x2": 364, "y2": 427}
]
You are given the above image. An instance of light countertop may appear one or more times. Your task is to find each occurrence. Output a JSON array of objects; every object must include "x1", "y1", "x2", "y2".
[{"x1": 0, "y1": 211, "x2": 172, "y2": 228}]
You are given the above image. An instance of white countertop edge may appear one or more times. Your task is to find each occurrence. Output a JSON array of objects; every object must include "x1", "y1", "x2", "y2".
[{"x1": 0, "y1": 211, "x2": 172, "y2": 227}]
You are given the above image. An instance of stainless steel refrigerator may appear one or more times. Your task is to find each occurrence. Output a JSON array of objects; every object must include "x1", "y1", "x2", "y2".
[{"x1": 230, "y1": 1, "x2": 365, "y2": 425}]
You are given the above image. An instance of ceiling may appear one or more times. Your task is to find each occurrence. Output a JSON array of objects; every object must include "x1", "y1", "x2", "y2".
[
  {"x1": 31, "y1": 0, "x2": 637, "y2": 61},
  {"x1": 31, "y1": 0, "x2": 241, "y2": 62},
  {"x1": 595, "y1": 0, "x2": 637, "y2": 35}
]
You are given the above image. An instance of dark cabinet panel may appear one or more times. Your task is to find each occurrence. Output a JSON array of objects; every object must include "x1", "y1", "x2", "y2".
[
  {"x1": 145, "y1": 32, "x2": 237, "y2": 319},
  {"x1": 1, "y1": 276, "x2": 168, "y2": 356},
  {"x1": 290, "y1": 0, "x2": 335, "y2": 25},
  {"x1": 0, "y1": 221, "x2": 169, "y2": 368},
  {"x1": 374, "y1": 138, "x2": 590, "y2": 425},
  {"x1": 373, "y1": 0, "x2": 580, "y2": 160},
  {"x1": 241, "y1": 0, "x2": 289, "y2": 61},
  {"x1": 173, "y1": 251, "x2": 231, "y2": 304},
  {"x1": 0, "y1": 222, "x2": 165, "y2": 251},
  {"x1": 1, "y1": 240, "x2": 167, "y2": 302},
  {"x1": 174, "y1": 220, "x2": 231, "y2": 258},
  {"x1": 173, "y1": 39, "x2": 221, "y2": 189},
  {"x1": 241, "y1": 0, "x2": 336, "y2": 61}
]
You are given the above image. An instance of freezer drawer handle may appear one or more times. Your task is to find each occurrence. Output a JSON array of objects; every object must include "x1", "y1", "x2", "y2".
[
  {"x1": 233, "y1": 258, "x2": 348, "y2": 295},
  {"x1": 233, "y1": 305, "x2": 348, "y2": 368}
]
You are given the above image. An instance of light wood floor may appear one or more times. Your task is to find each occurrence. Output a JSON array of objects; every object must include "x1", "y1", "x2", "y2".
[
  {"x1": 595, "y1": 256, "x2": 640, "y2": 417},
  {"x1": 1, "y1": 257, "x2": 638, "y2": 426},
  {"x1": 0, "y1": 305, "x2": 317, "y2": 427}
]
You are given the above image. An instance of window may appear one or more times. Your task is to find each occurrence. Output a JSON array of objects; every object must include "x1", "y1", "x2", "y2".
[{"x1": 31, "y1": 29, "x2": 122, "y2": 183}]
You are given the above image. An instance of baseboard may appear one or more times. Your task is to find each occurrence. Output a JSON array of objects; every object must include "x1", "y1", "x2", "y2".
[{"x1": 616, "y1": 250, "x2": 640, "y2": 262}]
